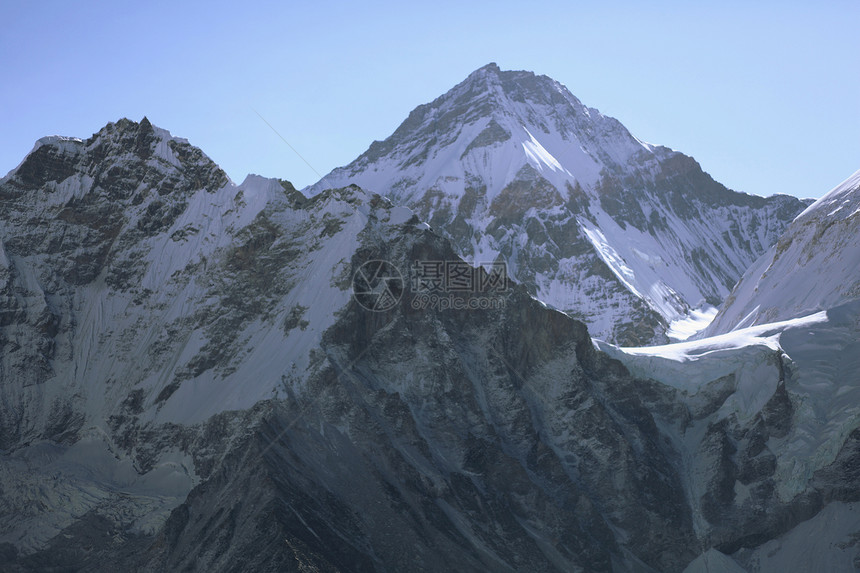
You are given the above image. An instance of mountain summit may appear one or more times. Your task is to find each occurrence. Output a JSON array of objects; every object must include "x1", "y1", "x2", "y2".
[{"x1": 308, "y1": 64, "x2": 808, "y2": 344}]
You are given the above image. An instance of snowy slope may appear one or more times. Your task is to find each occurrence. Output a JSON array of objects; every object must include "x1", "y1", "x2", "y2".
[
  {"x1": 306, "y1": 63, "x2": 807, "y2": 344},
  {"x1": 0, "y1": 122, "x2": 417, "y2": 429},
  {"x1": 600, "y1": 299, "x2": 860, "y2": 572},
  {"x1": 732, "y1": 501, "x2": 860, "y2": 572},
  {"x1": 0, "y1": 119, "x2": 428, "y2": 554},
  {"x1": 706, "y1": 169, "x2": 860, "y2": 335}
]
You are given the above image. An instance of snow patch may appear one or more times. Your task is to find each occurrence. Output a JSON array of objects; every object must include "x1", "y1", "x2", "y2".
[
  {"x1": 521, "y1": 128, "x2": 571, "y2": 175},
  {"x1": 579, "y1": 222, "x2": 641, "y2": 298},
  {"x1": 388, "y1": 205, "x2": 414, "y2": 225},
  {"x1": 667, "y1": 306, "x2": 718, "y2": 341},
  {"x1": 597, "y1": 311, "x2": 828, "y2": 396}
]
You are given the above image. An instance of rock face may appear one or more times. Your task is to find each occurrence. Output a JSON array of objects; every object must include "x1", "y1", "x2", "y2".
[
  {"x1": 0, "y1": 120, "x2": 857, "y2": 572},
  {"x1": 600, "y1": 299, "x2": 860, "y2": 571},
  {"x1": 126, "y1": 278, "x2": 703, "y2": 573},
  {"x1": 307, "y1": 63, "x2": 808, "y2": 344},
  {"x1": 0, "y1": 118, "x2": 395, "y2": 565},
  {"x1": 599, "y1": 165, "x2": 860, "y2": 566}
]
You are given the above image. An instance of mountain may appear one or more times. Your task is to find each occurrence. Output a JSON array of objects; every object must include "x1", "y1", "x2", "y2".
[
  {"x1": 598, "y1": 299, "x2": 860, "y2": 572},
  {"x1": 2, "y1": 119, "x2": 857, "y2": 572},
  {"x1": 0, "y1": 118, "x2": 403, "y2": 562},
  {"x1": 306, "y1": 63, "x2": 809, "y2": 345},
  {"x1": 1, "y1": 121, "x2": 700, "y2": 570},
  {"x1": 597, "y1": 168, "x2": 860, "y2": 569},
  {"x1": 704, "y1": 169, "x2": 860, "y2": 336},
  {"x1": 0, "y1": 118, "x2": 375, "y2": 435}
]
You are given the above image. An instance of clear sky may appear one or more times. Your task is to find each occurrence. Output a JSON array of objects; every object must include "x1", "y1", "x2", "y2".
[{"x1": 2, "y1": 1, "x2": 857, "y2": 198}]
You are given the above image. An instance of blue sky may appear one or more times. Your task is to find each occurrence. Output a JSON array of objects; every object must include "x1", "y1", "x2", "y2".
[{"x1": 2, "y1": 1, "x2": 857, "y2": 198}]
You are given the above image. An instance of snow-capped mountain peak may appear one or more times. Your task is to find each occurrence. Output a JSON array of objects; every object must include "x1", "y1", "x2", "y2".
[{"x1": 306, "y1": 65, "x2": 808, "y2": 344}]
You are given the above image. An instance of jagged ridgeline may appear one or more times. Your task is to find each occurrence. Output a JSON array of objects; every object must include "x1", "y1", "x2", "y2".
[
  {"x1": 0, "y1": 118, "x2": 700, "y2": 570},
  {"x1": 1, "y1": 64, "x2": 858, "y2": 572}
]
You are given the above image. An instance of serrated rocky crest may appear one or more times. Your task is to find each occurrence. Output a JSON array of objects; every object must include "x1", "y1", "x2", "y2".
[{"x1": 1, "y1": 85, "x2": 858, "y2": 570}]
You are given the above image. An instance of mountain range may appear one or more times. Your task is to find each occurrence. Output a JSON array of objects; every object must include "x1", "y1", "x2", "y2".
[
  {"x1": 0, "y1": 65, "x2": 857, "y2": 572},
  {"x1": 704, "y1": 168, "x2": 860, "y2": 336}
]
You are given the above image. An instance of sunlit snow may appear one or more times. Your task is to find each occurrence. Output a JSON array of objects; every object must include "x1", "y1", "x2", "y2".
[
  {"x1": 521, "y1": 127, "x2": 571, "y2": 175},
  {"x1": 579, "y1": 223, "x2": 641, "y2": 297},
  {"x1": 666, "y1": 306, "x2": 718, "y2": 341}
]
